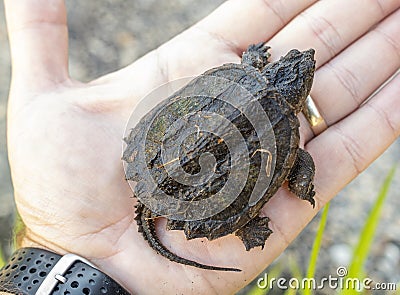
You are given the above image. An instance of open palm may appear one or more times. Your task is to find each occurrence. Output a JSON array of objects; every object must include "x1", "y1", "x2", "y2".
[{"x1": 5, "y1": 0, "x2": 400, "y2": 294}]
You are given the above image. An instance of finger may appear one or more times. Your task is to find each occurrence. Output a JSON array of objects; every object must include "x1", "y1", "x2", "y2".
[
  {"x1": 267, "y1": 0, "x2": 400, "y2": 66},
  {"x1": 87, "y1": 31, "x2": 242, "y2": 111},
  {"x1": 311, "y1": 8, "x2": 400, "y2": 126},
  {"x1": 300, "y1": 8, "x2": 400, "y2": 144},
  {"x1": 258, "y1": 74, "x2": 400, "y2": 267},
  {"x1": 195, "y1": 0, "x2": 316, "y2": 53},
  {"x1": 308, "y1": 73, "x2": 400, "y2": 204},
  {"x1": 90, "y1": 0, "x2": 316, "y2": 106},
  {"x1": 4, "y1": 0, "x2": 69, "y2": 90}
]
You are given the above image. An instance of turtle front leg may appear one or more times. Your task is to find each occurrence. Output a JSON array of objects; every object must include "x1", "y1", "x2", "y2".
[
  {"x1": 235, "y1": 216, "x2": 273, "y2": 251},
  {"x1": 288, "y1": 148, "x2": 316, "y2": 207},
  {"x1": 241, "y1": 42, "x2": 270, "y2": 70}
]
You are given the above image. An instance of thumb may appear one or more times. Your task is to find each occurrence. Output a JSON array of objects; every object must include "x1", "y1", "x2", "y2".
[{"x1": 5, "y1": 0, "x2": 69, "y2": 92}]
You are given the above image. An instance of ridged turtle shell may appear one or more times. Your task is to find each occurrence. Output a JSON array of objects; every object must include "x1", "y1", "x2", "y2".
[{"x1": 123, "y1": 62, "x2": 300, "y2": 240}]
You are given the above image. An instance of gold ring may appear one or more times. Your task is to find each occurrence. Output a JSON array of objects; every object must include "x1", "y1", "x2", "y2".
[{"x1": 303, "y1": 95, "x2": 328, "y2": 136}]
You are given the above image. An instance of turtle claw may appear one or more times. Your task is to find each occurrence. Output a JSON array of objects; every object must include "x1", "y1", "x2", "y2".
[{"x1": 235, "y1": 216, "x2": 273, "y2": 251}]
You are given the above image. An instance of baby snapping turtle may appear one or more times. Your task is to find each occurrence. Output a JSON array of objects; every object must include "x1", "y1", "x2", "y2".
[{"x1": 123, "y1": 44, "x2": 316, "y2": 272}]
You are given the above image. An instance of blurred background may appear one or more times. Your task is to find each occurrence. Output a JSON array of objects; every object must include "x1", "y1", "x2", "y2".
[{"x1": 0, "y1": 1, "x2": 399, "y2": 294}]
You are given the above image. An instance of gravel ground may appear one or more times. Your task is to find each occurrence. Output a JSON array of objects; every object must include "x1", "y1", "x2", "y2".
[
  {"x1": 0, "y1": 1, "x2": 399, "y2": 294},
  {"x1": 0, "y1": 0, "x2": 14, "y2": 260}
]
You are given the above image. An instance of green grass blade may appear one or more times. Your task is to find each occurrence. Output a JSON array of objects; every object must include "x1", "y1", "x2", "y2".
[
  {"x1": 246, "y1": 262, "x2": 283, "y2": 295},
  {"x1": 288, "y1": 254, "x2": 304, "y2": 283},
  {"x1": 283, "y1": 286, "x2": 298, "y2": 295},
  {"x1": 341, "y1": 166, "x2": 397, "y2": 295},
  {"x1": 284, "y1": 255, "x2": 305, "y2": 295},
  {"x1": 12, "y1": 212, "x2": 25, "y2": 249},
  {"x1": 303, "y1": 201, "x2": 330, "y2": 295},
  {"x1": 0, "y1": 247, "x2": 5, "y2": 268},
  {"x1": 246, "y1": 281, "x2": 269, "y2": 295}
]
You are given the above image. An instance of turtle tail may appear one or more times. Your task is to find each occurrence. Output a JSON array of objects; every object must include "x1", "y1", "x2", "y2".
[{"x1": 134, "y1": 203, "x2": 241, "y2": 272}]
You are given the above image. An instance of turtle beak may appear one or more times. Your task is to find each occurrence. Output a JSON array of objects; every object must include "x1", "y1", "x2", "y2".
[
  {"x1": 303, "y1": 48, "x2": 315, "y2": 60},
  {"x1": 299, "y1": 48, "x2": 316, "y2": 93},
  {"x1": 290, "y1": 48, "x2": 315, "y2": 79},
  {"x1": 301, "y1": 49, "x2": 316, "y2": 80},
  {"x1": 288, "y1": 48, "x2": 316, "y2": 110}
]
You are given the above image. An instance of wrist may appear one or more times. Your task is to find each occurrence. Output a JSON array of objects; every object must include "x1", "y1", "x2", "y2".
[
  {"x1": 0, "y1": 247, "x2": 131, "y2": 294},
  {"x1": 20, "y1": 232, "x2": 118, "y2": 280},
  {"x1": 17, "y1": 225, "x2": 138, "y2": 294}
]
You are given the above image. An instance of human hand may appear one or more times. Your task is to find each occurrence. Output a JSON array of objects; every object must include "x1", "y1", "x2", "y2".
[{"x1": 5, "y1": 0, "x2": 400, "y2": 294}]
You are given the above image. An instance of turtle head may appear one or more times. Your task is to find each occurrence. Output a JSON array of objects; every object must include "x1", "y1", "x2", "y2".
[{"x1": 262, "y1": 49, "x2": 316, "y2": 113}]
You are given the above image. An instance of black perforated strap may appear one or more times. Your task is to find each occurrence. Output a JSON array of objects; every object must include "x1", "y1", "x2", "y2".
[{"x1": 0, "y1": 247, "x2": 130, "y2": 295}]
